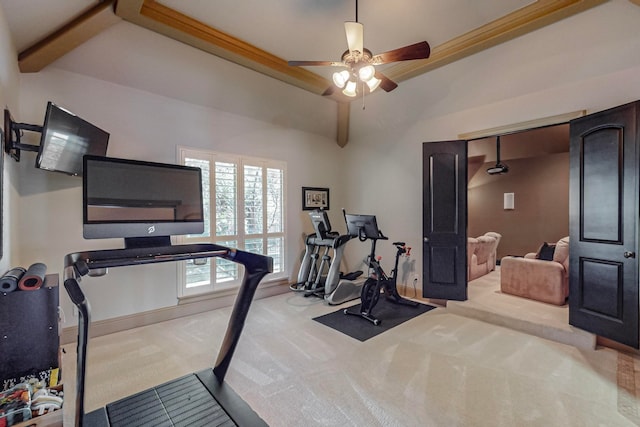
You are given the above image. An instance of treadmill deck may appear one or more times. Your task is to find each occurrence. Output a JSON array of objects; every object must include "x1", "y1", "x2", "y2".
[{"x1": 105, "y1": 373, "x2": 235, "y2": 427}]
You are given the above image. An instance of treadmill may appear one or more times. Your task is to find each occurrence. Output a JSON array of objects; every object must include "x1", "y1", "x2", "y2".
[{"x1": 63, "y1": 243, "x2": 273, "y2": 427}]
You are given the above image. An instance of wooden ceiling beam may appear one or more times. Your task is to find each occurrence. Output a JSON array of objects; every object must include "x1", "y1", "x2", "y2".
[
  {"x1": 336, "y1": 102, "x2": 350, "y2": 148},
  {"x1": 16, "y1": 0, "x2": 609, "y2": 146},
  {"x1": 384, "y1": 0, "x2": 608, "y2": 84},
  {"x1": 18, "y1": 0, "x2": 121, "y2": 73},
  {"x1": 114, "y1": 0, "x2": 606, "y2": 146},
  {"x1": 115, "y1": 0, "x2": 331, "y2": 96}
]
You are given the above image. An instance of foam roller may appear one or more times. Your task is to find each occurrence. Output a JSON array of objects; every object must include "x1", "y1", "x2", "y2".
[
  {"x1": 18, "y1": 263, "x2": 47, "y2": 291},
  {"x1": 0, "y1": 267, "x2": 26, "y2": 293}
]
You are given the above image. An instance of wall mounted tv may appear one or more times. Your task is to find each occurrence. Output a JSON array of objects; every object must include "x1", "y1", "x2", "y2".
[
  {"x1": 83, "y1": 155, "x2": 204, "y2": 248},
  {"x1": 36, "y1": 102, "x2": 109, "y2": 176}
]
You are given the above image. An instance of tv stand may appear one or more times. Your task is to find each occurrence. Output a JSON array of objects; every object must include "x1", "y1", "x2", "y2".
[
  {"x1": 4, "y1": 108, "x2": 42, "y2": 162},
  {"x1": 64, "y1": 243, "x2": 273, "y2": 427}
]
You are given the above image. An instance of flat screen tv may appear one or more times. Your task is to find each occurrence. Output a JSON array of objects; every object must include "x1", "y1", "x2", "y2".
[
  {"x1": 36, "y1": 102, "x2": 109, "y2": 176},
  {"x1": 83, "y1": 155, "x2": 204, "y2": 246}
]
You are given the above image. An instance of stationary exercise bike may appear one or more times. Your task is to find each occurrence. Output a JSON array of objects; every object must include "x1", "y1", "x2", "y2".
[{"x1": 343, "y1": 212, "x2": 419, "y2": 325}]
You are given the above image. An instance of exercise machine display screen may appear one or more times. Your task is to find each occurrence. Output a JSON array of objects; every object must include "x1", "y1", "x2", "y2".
[
  {"x1": 344, "y1": 213, "x2": 382, "y2": 240},
  {"x1": 83, "y1": 155, "x2": 204, "y2": 241}
]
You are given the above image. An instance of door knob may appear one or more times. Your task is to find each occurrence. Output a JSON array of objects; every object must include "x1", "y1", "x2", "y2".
[
  {"x1": 423, "y1": 237, "x2": 429, "y2": 243},
  {"x1": 624, "y1": 251, "x2": 636, "y2": 259}
]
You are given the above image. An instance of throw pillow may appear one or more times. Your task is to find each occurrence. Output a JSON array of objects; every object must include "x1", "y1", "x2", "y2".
[{"x1": 536, "y1": 242, "x2": 556, "y2": 261}]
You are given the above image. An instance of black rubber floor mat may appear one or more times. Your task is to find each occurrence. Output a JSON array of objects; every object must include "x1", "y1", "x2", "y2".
[
  {"x1": 106, "y1": 373, "x2": 236, "y2": 427},
  {"x1": 313, "y1": 298, "x2": 436, "y2": 341}
]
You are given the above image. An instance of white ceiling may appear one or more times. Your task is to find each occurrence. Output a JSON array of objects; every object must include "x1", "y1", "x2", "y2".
[
  {"x1": 157, "y1": 0, "x2": 533, "y2": 80},
  {"x1": 3, "y1": 0, "x2": 533, "y2": 65},
  {"x1": 1, "y1": 0, "x2": 98, "y2": 52},
  {"x1": 2, "y1": 0, "x2": 635, "y2": 144}
]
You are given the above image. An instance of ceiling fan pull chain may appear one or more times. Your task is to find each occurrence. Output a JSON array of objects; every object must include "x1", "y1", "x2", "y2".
[{"x1": 362, "y1": 80, "x2": 366, "y2": 110}]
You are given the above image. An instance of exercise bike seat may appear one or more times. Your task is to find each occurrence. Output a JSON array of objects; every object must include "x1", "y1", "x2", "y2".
[{"x1": 392, "y1": 241, "x2": 405, "y2": 247}]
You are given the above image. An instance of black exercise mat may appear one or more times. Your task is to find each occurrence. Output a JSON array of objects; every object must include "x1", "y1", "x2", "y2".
[{"x1": 313, "y1": 298, "x2": 436, "y2": 341}]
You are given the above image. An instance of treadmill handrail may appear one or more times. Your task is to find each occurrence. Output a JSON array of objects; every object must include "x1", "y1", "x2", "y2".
[{"x1": 63, "y1": 243, "x2": 273, "y2": 427}]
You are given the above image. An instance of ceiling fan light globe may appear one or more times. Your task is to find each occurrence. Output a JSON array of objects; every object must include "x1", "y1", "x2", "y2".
[
  {"x1": 358, "y1": 65, "x2": 375, "y2": 82},
  {"x1": 332, "y1": 70, "x2": 350, "y2": 88},
  {"x1": 366, "y1": 76, "x2": 381, "y2": 92},
  {"x1": 342, "y1": 80, "x2": 357, "y2": 97}
]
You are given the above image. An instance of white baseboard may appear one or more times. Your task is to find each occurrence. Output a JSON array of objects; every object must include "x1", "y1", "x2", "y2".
[{"x1": 61, "y1": 283, "x2": 289, "y2": 345}]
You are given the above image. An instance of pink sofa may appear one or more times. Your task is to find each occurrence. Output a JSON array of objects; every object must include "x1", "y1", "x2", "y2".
[
  {"x1": 468, "y1": 232, "x2": 501, "y2": 281},
  {"x1": 499, "y1": 236, "x2": 569, "y2": 305}
]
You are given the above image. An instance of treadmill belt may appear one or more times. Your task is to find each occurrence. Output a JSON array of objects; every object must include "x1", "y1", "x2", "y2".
[{"x1": 106, "y1": 373, "x2": 236, "y2": 427}]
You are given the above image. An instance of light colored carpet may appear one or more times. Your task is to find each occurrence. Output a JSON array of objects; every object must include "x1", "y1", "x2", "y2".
[
  {"x1": 447, "y1": 269, "x2": 596, "y2": 349},
  {"x1": 61, "y1": 290, "x2": 640, "y2": 427}
]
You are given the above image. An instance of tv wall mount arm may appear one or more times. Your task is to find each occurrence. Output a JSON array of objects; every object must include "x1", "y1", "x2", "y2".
[
  {"x1": 63, "y1": 242, "x2": 273, "y2": 427},
  {"x1": 4, "y1": 108, "x2": 42, "y2": 161}
]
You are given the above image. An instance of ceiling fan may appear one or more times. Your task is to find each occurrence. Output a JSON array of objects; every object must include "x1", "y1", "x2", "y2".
[{"x1": 287, "y1": 0, "x2": 431, "y2": 98}]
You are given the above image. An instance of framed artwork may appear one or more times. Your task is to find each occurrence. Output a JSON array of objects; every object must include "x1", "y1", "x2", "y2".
[{"x1": 302, "y1": 187, "x2": 330, "y2": 211}]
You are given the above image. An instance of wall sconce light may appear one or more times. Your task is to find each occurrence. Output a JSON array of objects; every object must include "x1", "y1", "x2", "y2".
[{"x1": 504, "y1": 192, "x2": 515, "y2": 210}]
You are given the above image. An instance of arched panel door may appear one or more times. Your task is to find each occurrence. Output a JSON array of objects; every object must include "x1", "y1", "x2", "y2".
[
  {"x1": 569, "y1": 101, "x2": 639, "y2": 348},
  {"x1": 422, "y1": 140, "x2": 468, "y2": 300}
]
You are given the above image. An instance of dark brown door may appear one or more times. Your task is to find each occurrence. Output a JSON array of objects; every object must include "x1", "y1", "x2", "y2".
[
  {"x1": 422, "y1": 140, "x2": 468, "y2": 300},
  {"x1": 569, "y1": 101, "x2": 639, "y2": 348}
]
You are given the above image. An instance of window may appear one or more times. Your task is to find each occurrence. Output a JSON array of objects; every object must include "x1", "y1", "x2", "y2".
[{"x1": 178, "y1": 147, "x2": 286, "y2": 296}]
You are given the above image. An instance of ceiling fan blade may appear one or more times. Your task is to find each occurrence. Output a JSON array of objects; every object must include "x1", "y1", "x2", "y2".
[
  {"x1": 322, "y1": 85, "x2": 336, "y2": 96},
  {"x1": 288, "y1": 60, "x2": 343, "y2": 67},
  {"x1": 344, "y1": 21, "x2": 364, "y2": 54},
  {"x1": 375, "y1": 71, "x2": 398, "y2": 92},
  {"x1": 372, "y1": 41, "x2": 431, "y2": 65}
]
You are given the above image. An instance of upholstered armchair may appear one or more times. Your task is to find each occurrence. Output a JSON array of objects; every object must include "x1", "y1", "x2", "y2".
[
  {"x1": 500, "y1": 237, "x2": 569, "y2": 305},
  {"x1": 468, "y1": 234, "x2": 499, "y2": 281},
  {"x1": 484, "y1": 232, "x2": 502, "y2": 271}
]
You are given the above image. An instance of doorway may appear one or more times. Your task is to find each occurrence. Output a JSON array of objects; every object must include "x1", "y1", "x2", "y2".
[
  {"x1": 423, "y1": 105, "x2": 640, "y2": 349},
  {"x1": 467, "y1": 124, "x2": 570, "y2": 263},
  {"x1": 461, "y1": 124, "x2": 576, "y2": 344}
]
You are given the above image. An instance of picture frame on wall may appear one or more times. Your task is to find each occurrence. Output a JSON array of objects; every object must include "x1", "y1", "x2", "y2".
[{"x1": 302, "y1": 187, "x2": 330, "y2": 211}]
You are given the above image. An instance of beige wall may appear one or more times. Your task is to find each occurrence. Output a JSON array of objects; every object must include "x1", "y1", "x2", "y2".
[
  {"x1": 341, "y1": 1, "x2": 640, "y2": 284},
  {"x1": 468, "y1": 152, "x2": 569, "y2": 260},
  {"x1": 1, "y1": 0, "x2": 640, "y2": 318},
  {"x1": 0, "y1": 5, "x2": 20, "y2": 273},
  {"x1": 16, "y1": 69, "x2": 346, "y2": 328}
]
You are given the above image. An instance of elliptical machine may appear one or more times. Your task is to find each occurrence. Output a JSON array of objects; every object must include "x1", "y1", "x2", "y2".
[
  {"x1": 343, "y1": 211, "x2": 419, "y2": 325},
  {"x1": 291, "y1": 209, "x2": 365, "y2": 304}
]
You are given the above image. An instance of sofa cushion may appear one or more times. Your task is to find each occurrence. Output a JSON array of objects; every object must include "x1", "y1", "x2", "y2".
[{"x1": 536, "y1": 242, "x2": 556, "y2": 261}]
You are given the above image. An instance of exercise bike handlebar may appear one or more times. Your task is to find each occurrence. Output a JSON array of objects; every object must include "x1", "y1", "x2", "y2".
[{"x1": 358, "y1": 227, "x2": 387, "y2": 242}]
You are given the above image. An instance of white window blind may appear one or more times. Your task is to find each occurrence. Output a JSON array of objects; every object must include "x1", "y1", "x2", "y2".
[{"x1": 178, "y1": 147, "x2": 286, "y2": 297}]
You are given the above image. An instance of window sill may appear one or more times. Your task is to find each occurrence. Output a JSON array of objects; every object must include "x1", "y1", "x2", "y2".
[{"x1": 177, "y1": 276, "x2": 289, "y2": 305}]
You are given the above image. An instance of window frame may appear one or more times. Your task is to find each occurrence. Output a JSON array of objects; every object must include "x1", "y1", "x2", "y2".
[{"x1": 177, "y1": 146, "x2": 287, "y2": 298}]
